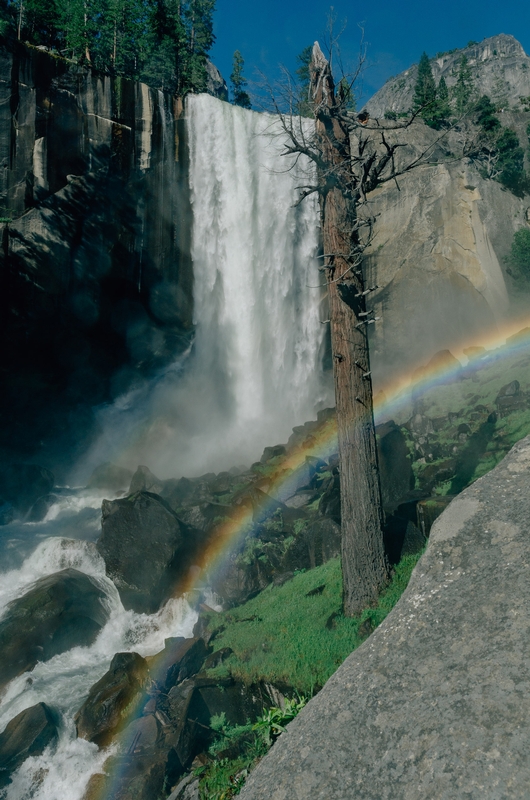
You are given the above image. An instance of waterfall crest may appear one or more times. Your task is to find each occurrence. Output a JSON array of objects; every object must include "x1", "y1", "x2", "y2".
[{"x1": 78, "y1": 94, "x2": 328, "y2": 479}]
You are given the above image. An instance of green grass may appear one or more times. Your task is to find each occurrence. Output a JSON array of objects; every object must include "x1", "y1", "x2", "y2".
[{"x1": 203, "y1": 553, "x2": 423, "y2": 695}]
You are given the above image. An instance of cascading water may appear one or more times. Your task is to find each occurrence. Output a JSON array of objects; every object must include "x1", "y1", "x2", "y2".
[
  {"x1": 79, "y1": 93, "x2": 328, "y2": 480},
  {"x1": 0, "y1": 94, "x2": 328, "y2": 798}
]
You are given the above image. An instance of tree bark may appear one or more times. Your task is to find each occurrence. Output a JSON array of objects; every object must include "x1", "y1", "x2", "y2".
[{"x1": 310, "y1": 43, "x2": 388, "y2": 616}]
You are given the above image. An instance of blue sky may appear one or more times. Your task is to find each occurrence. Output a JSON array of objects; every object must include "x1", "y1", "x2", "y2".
[{"x1": 209, "y1": 0, "x2": 530, "y2": 106}]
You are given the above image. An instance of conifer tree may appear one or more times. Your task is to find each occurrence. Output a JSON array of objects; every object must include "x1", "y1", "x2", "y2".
[
  {"x1": 453, "y1": 55, "x2": 474, "y2": 115},
  {"x1": 296, "y1": 44, "x2": 312, "y2": 116},
  {"x1": 431, "y1": 76, "x2": 451, "y2": 126},
  {"x1": 230, "y1": 49, "x2": 251, "y2": 109},
  {"x1": 413, "y1": 52, "x2": 436, "y2": 117}
]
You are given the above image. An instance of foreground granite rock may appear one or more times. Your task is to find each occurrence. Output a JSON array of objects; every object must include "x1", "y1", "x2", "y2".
[{"x1": 239, "y1": 435, "x2": 530, "y2": 799}]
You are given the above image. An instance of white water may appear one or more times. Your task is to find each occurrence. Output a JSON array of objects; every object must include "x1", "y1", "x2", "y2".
[
  {"x1": 0, "y1": 495, "x2": 197, "y2": 800},
  {"x1": 77, "y1": 94, "x2": 328, "y2": 481},
  {"x1": 0, "y1": 95, "x2": 328, "y2": 798}
]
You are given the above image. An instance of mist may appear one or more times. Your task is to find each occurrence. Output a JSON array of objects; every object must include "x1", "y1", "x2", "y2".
[{"x1": 73, "y1": 95, "x2": 332, "y2": 484}]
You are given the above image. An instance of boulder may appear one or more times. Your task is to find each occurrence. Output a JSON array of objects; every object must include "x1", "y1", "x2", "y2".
[
  {"x1": 75, "y1": 652, "x2": 149, "y2": 746},
  {"x1": 238, "y1": 434, "x2": 530, "y2": 800},
  {"x1": 86, "y1": 463, "x2": 133, "y2": 493},
  {"x1": 151, "y1": 637, "x2": 209, "y2": 690},
  {"x1": 0, "y1": 703, "x2": 59, "y2": 788},
  {"x1": 97, "y1": 491, "x2": 189, "y2": 613},
  {"x1": 129, "y1": 465, "x2": 164, "y2": 495},
  {"x1": 0, "y1": 568, "x2": 109, "y2": 691},
  {"x1": 0, "y1": 464, "x2": 54, "y2": 517},
  {"x1": 376, "y1": 421, "x2": 414, "y2": 507},
  {"x1": 496, "y1": 380, "x2": 528, "y2": 416}
]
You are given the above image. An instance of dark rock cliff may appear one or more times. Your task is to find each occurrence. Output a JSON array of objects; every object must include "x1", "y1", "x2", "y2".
[{"x1": 0, "y1": 39, "x2": 193, "y2": 475}]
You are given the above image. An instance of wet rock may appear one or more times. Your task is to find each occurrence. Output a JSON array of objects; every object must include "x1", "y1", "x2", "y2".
[
  {"x1": 97, "y1": 491, "x2": 189, "y2": 613},
  {"x1": 0, "y1": 703, "x2": 59, "y2": 788},
  {"x1": 0, "y1": 464, "x2": 54, "y2": 517},
  {"x1": 203, "y1": 647, "x2": 233, "y2": 670},
  {"x1": 75, "y1": 652, "x2": 149, "y2": 747},
  {"x1": 86, "y1": 462, "x2": 133, "y2": 493},
  {"x1": 0, "y1": 568, "x2": 109, "y2": 691},
  {"x1": 192, "y1": 605, "x2": 219, "y2": 645},
  {"x1": 260, "y1": 445, "x2": 286, "y2": 464},
  {"x1": 129, "y1": 465, "x2": 164, "y2": 495},
  {"x1": 318, "y1": 471, "x2": 341, "y2": 521},
  {"x1": 153, "y1": 638, "x2": 209, "y2": 690}
]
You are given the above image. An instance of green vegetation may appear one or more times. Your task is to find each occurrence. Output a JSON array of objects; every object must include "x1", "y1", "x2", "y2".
[
  {"x1": 398, "y1": 342, "x2": 530, "y2": 495},
  {"x1": 202, "y1": 553, "x2": 423, "y2": 694},
  {"x1": 509, "y1": 228, "x2": 530, "y2": 281},
  {"x1": 411, "y1": 53, "x2": 450, "y2": 128},
  {"x1": 252, "y1": 696, "x2": 307, "y2": 745},
  {"x1": 473, "y1": 94, "x2": 528, "y2": 195},
  {"x1": 296, "y1": 44, "x2": 312, "y2": 117},
  {"x1": 1, "y1": 0, "x2": 216, "y2": 94},
  {"x1": 452, "y1": 55, "x2": 474, "y2": 115},
  {"x1": 230, "y1": 49, "x2": 251, "y2": 109},
  {"x1": 413, "y1": 52, "x2": 436, "y2": 118}
]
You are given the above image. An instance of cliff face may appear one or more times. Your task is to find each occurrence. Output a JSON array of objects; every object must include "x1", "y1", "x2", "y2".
[
  {"x1": 364, "y1": 155, "x2": 527, "y2": 381},
  {"x1": 0, "y1": 40, "x2": 193, "y2": 472},
  {"x1": 366, "y1": 34, "x2": 530, "y2": 118},
  {"x1": 359, "y1": 35, "x2": 530, "y2": 382}
]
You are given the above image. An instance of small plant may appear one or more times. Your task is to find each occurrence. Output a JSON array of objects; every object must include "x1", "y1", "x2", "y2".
[{"x1": 253, "y1": 695, "x2": 308, "y2": 745}]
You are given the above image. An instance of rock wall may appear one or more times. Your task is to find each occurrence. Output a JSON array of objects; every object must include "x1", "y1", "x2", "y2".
[
  {"x1": 239, "y1": 434, "x2": 530, "y2": 800},
  {"x1": 365, "y1": 34, "x2": 530, "y2": 118},
  {"x1": 0, "y1": 39, "x2": 193, "y2": 474},
  {"x1": 364, "y1": 156, "x2": 527, "y2": 381}
]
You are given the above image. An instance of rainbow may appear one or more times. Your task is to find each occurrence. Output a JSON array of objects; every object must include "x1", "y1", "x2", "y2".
[{"x1": 88, "y1": 317, "x2": 530, "y2": 799}]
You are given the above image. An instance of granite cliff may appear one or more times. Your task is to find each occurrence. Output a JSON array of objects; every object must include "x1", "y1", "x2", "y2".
[
  {"x1": 0, "y1": 39, "x2": 193, "y2": 473},
  {"x1": 365, "y1": 34, "x2": 530, "y2": 118},
  {"x1": 361, "y1": 35, "x2": 530, "y2": 382}
]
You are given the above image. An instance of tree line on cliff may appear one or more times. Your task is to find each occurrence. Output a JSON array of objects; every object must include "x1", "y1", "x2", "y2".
[{"x1": 0, "y1": 0, "x2": 215, "y2": 94}]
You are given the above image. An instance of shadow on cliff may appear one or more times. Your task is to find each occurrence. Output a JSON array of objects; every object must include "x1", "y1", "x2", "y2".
[{"x1": 1, "y1": 145, "x2": 192, "y2": 476}]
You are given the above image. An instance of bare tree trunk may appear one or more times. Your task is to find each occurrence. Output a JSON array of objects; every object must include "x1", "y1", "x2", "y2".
[{"x1": 311, "y1": 43, "x2": 388, "y2": 616}]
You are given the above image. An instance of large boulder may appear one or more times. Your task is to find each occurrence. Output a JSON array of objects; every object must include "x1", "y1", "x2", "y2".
[
  {"x1": 0, "y1": 703, "x2": 59, "y2": 788},
  {"x1": 0, "y1": 464, "x2": 54, "y2": 519},
  {"x1": 97, "y1": 491, "x2": 190, "y2": 613},
  {"x1": 0, "y1": 568, "x2": 109, "y2": 691},
  {"x1": 75, "y1": 652, "x2": 149, "y2": 747},
  {"x1": 238, "y1": 434, "x2": 530, "y2": 799}
]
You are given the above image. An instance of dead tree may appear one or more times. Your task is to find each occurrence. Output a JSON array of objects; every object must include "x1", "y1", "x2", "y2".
[{"x1": 268, "y1": 42, "x2": 474, "y2": 616}]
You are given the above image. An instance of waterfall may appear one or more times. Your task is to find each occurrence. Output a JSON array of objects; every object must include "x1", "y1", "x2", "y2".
[
  {"x1": 186, "y1": 94, "x2": 326, "y2": 461},
  {"x1": 79, "y1": 94, "x2": 328, "y2": 479}
]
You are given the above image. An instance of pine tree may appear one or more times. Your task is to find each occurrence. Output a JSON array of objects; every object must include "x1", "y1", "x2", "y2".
[
  {"x1": 296, "y1": 44, "x2": 312, "y2": 116},
  {"x1": 431, "y1": 76, "x2": 451, "y2": 126},
  {"x1": 413, "y1": 52, "x2": 436, "y2": 117},
  {"x1": 453, "y1": 55, "x2": 474, "y2": 116},
  {"x1": 230, "y1": 49, "x2": 251, "y2": 109}
]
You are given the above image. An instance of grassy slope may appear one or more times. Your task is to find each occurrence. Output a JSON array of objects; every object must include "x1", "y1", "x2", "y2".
[{"x1": 202, "y1": 553, "x2": 422, "y2": 695}]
